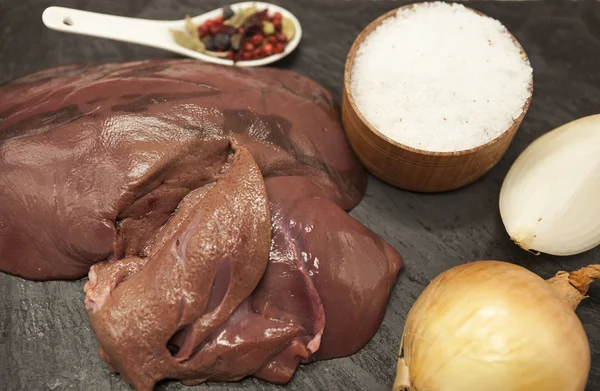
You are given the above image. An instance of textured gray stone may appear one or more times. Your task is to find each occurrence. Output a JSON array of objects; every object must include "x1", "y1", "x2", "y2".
[{"x1": 0, "y1": 1, "x2": 599, "y2": 390}]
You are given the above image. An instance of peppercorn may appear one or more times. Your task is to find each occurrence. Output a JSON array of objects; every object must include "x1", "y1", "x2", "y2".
[
  {"x1": 197, "y1": 25, "x2": 208, "y2": 37},
  {"x1": 263, "y1": 43, "x2": 274, "y2": 56},
  {"x1": 251, "y1": 34, "x2": 264, "y2": 46},
  {"x1": 273, "y1": 18, "x2": 282, "y2": 31},
  {"x1": 276, "y1": 32, "x2": 287, "y2": 42},
  {"x1": 214, "y1": 32, "x2": 231, "y2": 51},
  {"x1": 203, "y1": 38, "x2": 216, "y2": 51},
  {"x1": 242, "y1": 52, "x2": 252, "y2": 61},
  {"x1": 209, "y1": 24, "x2": 221, "y2": 36},
  {"x1": 267, "y1": 35, "x2": 278, "y2": 44},
  {"x1": 222, "y1": 6, "x2": 234, "y2": 21},
  {"x1": 243, "y1": 42, "x2": 255, "y2": 52},
  {"x1": 274, "y1": 42, "x2": 285, "y2": 54}
]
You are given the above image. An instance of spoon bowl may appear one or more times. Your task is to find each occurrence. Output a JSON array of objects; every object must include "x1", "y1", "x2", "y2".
[{"x1": 42, "y1": 2, "x2": 302, "y2": 67}]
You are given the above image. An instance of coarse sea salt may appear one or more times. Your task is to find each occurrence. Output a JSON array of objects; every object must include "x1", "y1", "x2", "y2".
[{"x1": 350, "y1": 2, "x2": 533, "y2": 152}]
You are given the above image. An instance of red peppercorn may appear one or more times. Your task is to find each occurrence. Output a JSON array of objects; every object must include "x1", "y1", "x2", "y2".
[
  {"x1": 273, "y1": 19, "x2": 282, "y2": 31},
  {"x1": 242, "y1": 52, "x2": 253, "y2": 61},
  {"x1": 274, "y1": 42, "x2": 285, "y2": 54},
  {"x1": 276, "y1": 32, "x2": 287, "y2": 42},
  {"x1": 237, "y1": 26, "x2": 244, "y2": 33},
  {"x1": 273, "y1": 12, "x2": 282, "y2": 20},
  {"x1": 209, "y1": 24, "x2": 221, "y2": 36},
  {"x1": 253, "y1": 48, "x2": 263, "y2": 58},
  {"x1": 267, "y1": 35, "x2": 278, "y2": 44},
  {"x1": 198, "y1": 25, "x2": 208, "y2": 37},
  {"x1": 215, "y1": 16, "x2": 223, "y2": 24},
  {"x1": 262, "y1": 43, "x2": 274, "y2": 56},
  {"x1": 243, "y1": 42, "x2": 255, "y2": 52},
  {"x1": 206, "y1": 20, "x2": 214, "y2": 28},
  {"x1": 251, "y1": 34, "x2": 264, "y2": 46}
]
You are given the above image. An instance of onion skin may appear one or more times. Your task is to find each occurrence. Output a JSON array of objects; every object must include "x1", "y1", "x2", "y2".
[
  {"x1": 547, "y1": 265, "x2": 600, "y2": 310},
  {"x1": 394, "y1": 261, "x2": 592, "y2": 391}
]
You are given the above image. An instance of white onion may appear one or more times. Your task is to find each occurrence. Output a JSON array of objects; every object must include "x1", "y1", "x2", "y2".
[
  {"x1": 394, "y1": 261, "x2": 596, "y2": 391},
  {"x1": 499, "y1": 114, "x2": 600, "y2": 256}
]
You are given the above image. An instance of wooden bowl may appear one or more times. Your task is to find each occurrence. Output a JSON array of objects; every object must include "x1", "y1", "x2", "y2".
[{"x1": 342, "y1": 5, "x2": 533, "y2": 193}]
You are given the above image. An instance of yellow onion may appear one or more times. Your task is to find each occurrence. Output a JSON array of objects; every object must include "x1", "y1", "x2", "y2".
[{"x1": 393, "y1": 261, "x2": 598, "y2": 391}]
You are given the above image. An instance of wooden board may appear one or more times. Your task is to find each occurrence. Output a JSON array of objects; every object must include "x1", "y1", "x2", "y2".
[{"x1": 0, "y1": 1, "x2": 599, "y2": 390}]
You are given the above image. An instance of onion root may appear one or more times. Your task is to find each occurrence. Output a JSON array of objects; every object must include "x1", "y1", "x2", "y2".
[
  {"x1": 393, "y1": 358, "x2": 410, "y2": 391},
  {"x1": 546, "y1": 264, "x2": 600, "y2": 310}
]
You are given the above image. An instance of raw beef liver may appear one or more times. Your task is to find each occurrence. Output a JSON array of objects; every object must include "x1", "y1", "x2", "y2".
[{"x1": 0, "y1": 60, "x2": 402, "y2": 390}]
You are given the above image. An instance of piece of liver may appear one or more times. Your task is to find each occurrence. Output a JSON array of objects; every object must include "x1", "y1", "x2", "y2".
[{"x1": 0, "y1": 60, "x2": 401, "y2": 390}]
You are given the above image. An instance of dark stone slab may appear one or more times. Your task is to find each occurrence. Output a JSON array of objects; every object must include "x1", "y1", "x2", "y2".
[{"x1": 0, "y1": 0, "x2": 599, "y2": 390}]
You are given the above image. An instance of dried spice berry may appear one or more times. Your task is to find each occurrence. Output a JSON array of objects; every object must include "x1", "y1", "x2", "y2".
[
  {"x1": 203, "y1": 37, "x2": 216, "y2": 51},
  {"x1": 251, "y1": 34, "x2": 263, "y2": 46},
  {"x1": 276, "y1": 32, "x2": 287, "y2": 42},
  {"x1": 274, "y1": 42, "x2": 285, "y2": 54},
  {"x1": 209, "y1": 24, "x2": 221, "y2": 36},
  {"x1": 198, "y1": 25, "x2": 208, "y2": 37},
  {"x1": 222, "y1": 5, "x2": 234, "y2": 21},
  {"x1": 214, "y1": 32, "x2": 231, "y2": 51},
  {"x1": 263, "y1": 43, "x2": 274, "y2": 56},
  {"x1": 171, "y1": 7, "x2": 291, "y2": 63}
]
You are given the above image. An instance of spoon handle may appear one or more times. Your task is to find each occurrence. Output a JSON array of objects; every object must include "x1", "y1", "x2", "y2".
[{"x1": 42, "y1": 6, "x2": 174, "y2": 50}]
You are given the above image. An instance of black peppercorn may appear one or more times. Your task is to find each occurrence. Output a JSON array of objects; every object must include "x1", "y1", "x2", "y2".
[
  {"x1": 222, "y1": 6, "x2": 234, "y2": 21},
  {"x1": 214, "y1": 32, "x2": 231, "y2": 51},
  {"x1": 203, "y1": 38, "x2": 216, "y2": 51}
]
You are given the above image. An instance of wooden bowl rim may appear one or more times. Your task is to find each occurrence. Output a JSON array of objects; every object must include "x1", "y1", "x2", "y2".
[{"x1": 343, "y1": 2, "x2": 534, "y2": 157}]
